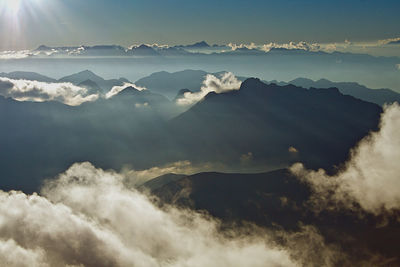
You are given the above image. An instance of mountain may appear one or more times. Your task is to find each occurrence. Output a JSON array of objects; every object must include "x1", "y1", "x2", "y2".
[
  {"x1": 34, "y1": 45, "x2": 127, "y2": 56},
  {"x1": 59, "y1": 70, "x2": 130, "y2": 93},
  {"x1": 289, "y1": 77, "x2": 400, "y2": 106},
  {"x1": 168, "y1": 78, "x2": 382, "y2": 170},
  {"x1": 135, "y1": 69, "x2": 247, "y2": 99},
  {"x1": 174, "y1": 88, "x2": 193, "y2": 102},
  {"x1": 157, "y1": 47, "x2": 191, "y2": 56},
  {"x1": 0, "y1": 86, "x2": 180, "y2": 192},
  {"x1": 135, "y1": 70, "x2": 208, "y2": 99},
  {"x1": 141, "y1": 173, "x2": 186, "y2": 191},
  {"x1": 387, "y1": 40, "x2": 400, "y2": 45},
  {"x1": 79, "y1": 45, "x2": 127, "y2": 56},
  {"x1": 175, "y1": 41, "x2": 210, "y2": 49},
  {"x1": 0, "y1": 71, "x2": 57, "y2": 83},
  {"x1": 78, "y1": 79, "x2": 103, "y2": 95},
  {"x1": 128, "y1": 45, "x2": 160, "y2": 56},
  {"x1": 221, "y1": 47, "x2": 267, "y2": 55},
  {"x1": 148, "y1": 169, "x2": 400, "y2": 264},
  {"x1": 0, "y1": 75, "x2": 384, "y2": 196}
]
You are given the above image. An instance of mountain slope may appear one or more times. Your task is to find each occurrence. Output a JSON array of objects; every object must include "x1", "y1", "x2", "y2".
[
  {"x1": 289, "y1": 77, "x2": 400, "y2": 106},
  {"x1": 0, "y1": 87, "x2": 179, "y2": 192},
  {"x1": 135, "y1": 70, "x2": 208, "y2": 99},
  {"x1": 0, "y1": 71, "x2": 57, "y2": 83},
  {"x1": 59, "y1": 70, "x2": 130, "y2": 93},
  {"x1": 169, "y1": 78, "x2": 382, "y2": 170}
]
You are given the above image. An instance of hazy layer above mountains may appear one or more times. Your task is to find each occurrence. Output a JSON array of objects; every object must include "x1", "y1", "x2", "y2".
[{"x1": 1, "y1": 43, "x2": 399, "y2": 92}]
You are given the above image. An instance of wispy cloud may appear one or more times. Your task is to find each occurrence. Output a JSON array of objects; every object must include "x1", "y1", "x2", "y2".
[
  {"x1": 0, "y1": 77, "x2": 99, "y2": 105},
  {"x1": 177, "y1": 72, "x2": 242, "y2": 106},
  {"x1": 291, "y1": 103, "x2": 400, "y2": 215},
  {"x1": 105, "y1": 83, "x2": 147, "y2": 99}
]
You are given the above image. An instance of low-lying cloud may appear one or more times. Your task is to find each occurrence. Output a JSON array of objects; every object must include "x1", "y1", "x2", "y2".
[
  {"x1": 121, "y1": 160, "x2": 223, "y2": 186},
  {"x1": 176, "y1": 72, "x2": 242, "y2": 106},
  {"x1": 0, "y1": 161, "x2": 344, "y2": 267},
  {"x1": 0, "y1": 77, "x2": 99, "y2": 106},
  {"x1": 291, "y1": 103, "x2": 400, "y2": 215}
]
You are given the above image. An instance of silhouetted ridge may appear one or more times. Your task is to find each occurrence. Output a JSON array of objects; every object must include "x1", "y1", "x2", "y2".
[
  {"x1": 239, "y1": 78, "x2": 265, "y2": 90},
  {"x1": 115, "y1": 86, "x2": 140, "y2": 97}
]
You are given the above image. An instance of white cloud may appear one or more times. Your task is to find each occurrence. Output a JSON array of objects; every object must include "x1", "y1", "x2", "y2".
[
  {"x1": 0, "y1": 77, "x2": 99, "y2": 106},
  {"x1": 0, "y1": 239, "x2": 46, "y2": 267},
  {"x1": 262, "y1": 42, "x2": 321, "y2": 52},
  {"x1": 105, "y1": 82, "x2": 147, "y2": 99},
  {"x1": 0, "y1": 162, "x2": 309, "y2": 267},
  {"x1": 177, "y1": 72, "x2": 242, "y2": 106},
  {"x1": 228, "y1": 42, "x2": 258, "y2": 51},
  {"x1": 378, "y1": 37, "x2": 400, "y2": 45},
  {"x1": 0, "y1": 50, "x2": 32, "y2": 59},
  {"x1": 291, "y1": 103, "x2": 400, "y2": 215}
]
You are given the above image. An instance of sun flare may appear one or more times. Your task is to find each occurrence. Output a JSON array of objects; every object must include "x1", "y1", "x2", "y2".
[{"x1": 1, "y1": 0, "x2": 22, "y2": 13}]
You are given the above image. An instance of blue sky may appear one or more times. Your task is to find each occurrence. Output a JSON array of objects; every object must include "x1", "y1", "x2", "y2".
[{"x1": 0, "y1": 0, "x2": 399, "y2": 50}]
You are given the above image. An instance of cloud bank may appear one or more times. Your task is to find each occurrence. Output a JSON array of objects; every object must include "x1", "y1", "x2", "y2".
[
  {"x1": 177, "y1": 72, "x2": 242, "y2": 106},
  {"x1": 0, "y1": 77, "x2": 99, "y2": 106},
  {"x1": 291, "y1": 103, "x2": 400, "y2": 215},
  {"x1": 0, "y1": 162, "x2": 318, "y2": 267}
]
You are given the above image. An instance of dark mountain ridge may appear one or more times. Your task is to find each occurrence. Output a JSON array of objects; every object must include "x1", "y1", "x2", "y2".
[{"x1": 169, "y1": 78, "x2": 382, "y2": 170}]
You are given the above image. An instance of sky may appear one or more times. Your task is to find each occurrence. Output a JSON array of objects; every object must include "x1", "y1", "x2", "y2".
[{"x1": 0, "y1": 0, "x2": 400, "y2": 51}]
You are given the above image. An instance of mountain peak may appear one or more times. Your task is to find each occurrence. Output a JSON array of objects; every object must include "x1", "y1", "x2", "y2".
[
  {"x1": 78, "y1": 70, "x2": 96, "y2": 76},
  {"x1": 35, "y1": 45, "x2": 51, "y2": 51},
  {"x1": 240, "y1": 77, "x2": 264, "y2": 90},
  {"x1": 192, "y1": 41, "x2": 210, "y2": 47}
]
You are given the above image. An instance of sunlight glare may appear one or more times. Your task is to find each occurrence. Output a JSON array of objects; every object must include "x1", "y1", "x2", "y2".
[{"x1": 2, "y1": 0, "x2": 22, "y2": 13}]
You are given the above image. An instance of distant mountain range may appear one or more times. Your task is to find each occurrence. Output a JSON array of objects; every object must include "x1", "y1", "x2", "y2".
[
  {"x1": 0, "y1": 70, "x2": 385, "y2": 192},
  {"x1": 59, "y1": 70, "x2": 129, "y2": 93},
  {"x1": 135, "y1": 69, "x2": 400, "y2": 105},
  {"x1": 286, "y1": 78, "x2": 400, "y2": 106},
  {"x1": 26, "y1": 42, "x2": 400, "y2": 64}
]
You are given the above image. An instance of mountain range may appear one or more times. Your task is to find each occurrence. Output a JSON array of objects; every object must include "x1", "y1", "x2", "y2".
[{"x1": 0, "y1": 70, "x2": 384, "y2": 192}]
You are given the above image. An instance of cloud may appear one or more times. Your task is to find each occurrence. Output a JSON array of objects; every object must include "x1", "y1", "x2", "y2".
[
  {"x1": 396, "y1": 64, "x2": 400, "y2": 70},
  {"x1": 0, "y1": 239, "x2": 46, "y2": 267},
  {"x1": 0, "y1": 162, "x2": 310, "y2": 267},
  {"x1": 0, "y1": 77, "x2": 99, "y2": 106},
  {"x1": 291, "y1": 103, "x2": 400, "y2": 215},
  {"x1": 228, "y1": 42, "x2": 258, "y2": 51},
  {"x1": 105, "y1": 82, "x2": 147, "y2": 99},
  {"x1": 288, "y1": 146, "x2": 299, "y2": 154},
  {"x1": 378, "y1": 37, "x2": 400, "y2": 45},
  {"x1": 0, "y1": 50, "x2": 32, "y2": 59},
  {"x1": 262, "y1": 42, "x2": 321, "y2": 52},
  {"x1": 120, "y1": 160, "x2": 225, "y2": 186},
  {"x1": 177, "y1": 72, "x2": 242, "y2": 106}
]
